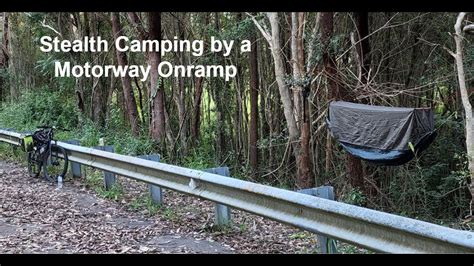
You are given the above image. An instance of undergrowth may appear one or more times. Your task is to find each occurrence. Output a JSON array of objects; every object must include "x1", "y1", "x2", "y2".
[{"x1": 0, "y1": 88, "x2": 472, "y2": 227}]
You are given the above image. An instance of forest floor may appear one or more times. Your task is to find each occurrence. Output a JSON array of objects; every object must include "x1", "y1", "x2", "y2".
[{"x1": 0, "y1": 159, "x2": 368, "y2": 254}]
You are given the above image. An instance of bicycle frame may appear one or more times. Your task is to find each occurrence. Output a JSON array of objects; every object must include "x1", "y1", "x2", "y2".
[{"x1": 29, "y1": 128, "x2": 54, "y2": 167}]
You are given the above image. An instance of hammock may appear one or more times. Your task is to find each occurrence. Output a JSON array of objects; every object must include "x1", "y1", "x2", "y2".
[{"x1": 327, "y1": 101, "x2": 437, "y2": 166}]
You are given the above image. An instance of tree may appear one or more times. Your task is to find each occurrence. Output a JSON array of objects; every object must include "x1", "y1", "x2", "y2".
[
  {"x1": 89, "y1": 12, "x2": 107, "y2": 127},
  {"x1": 190, "y1": 14, "x2": 210, "y2": 145},
  {"x1": 127, "y1": 12, "x2": 166, "y2": 144},
  {"x1": 249, "y1": 29, "x2": 259, "y2": 172},
  {"x1": 349, "y1": 12, "x2": 368, "y2": 191},
  {"x1": 251, "y1": 12, "x2": 314, "y2": 188},
  {"x1": 354, "y1": 12, "x2": 371, "y2": 85},
  {"x1": 449, "y1": 12, "x2": 474, "y2": 217},
  {"x1": 0, "y1": 13, "x2": 9, "y2": 104},
  {"x1": 111, "y1": 12, "x2": 140, "y2": 136},
  {"x1": 148, "y1": 12, "x2": 166, "y2": 144}
]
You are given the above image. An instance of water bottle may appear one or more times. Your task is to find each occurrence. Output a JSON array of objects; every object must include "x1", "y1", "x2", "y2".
[{"x1": 56, "y1": 176, "x2": 63, "y2": 190}]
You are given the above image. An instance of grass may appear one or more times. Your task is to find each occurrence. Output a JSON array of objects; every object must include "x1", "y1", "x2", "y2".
[
  {"x1": 84, "y1": 168, "x2": 124, "y2": 201},
  {"x1": 130, "y1": 194, "x2": 162, "y2": 216},
  {"x1": 0, "y1": 143, "x2": 27, "y2": 164},
  {"x1": 97, "y1": 184, "x2": 124, "y2": 201},
  {"x1": 289, "y1": 231, "x2": 309, "y2": 240}
]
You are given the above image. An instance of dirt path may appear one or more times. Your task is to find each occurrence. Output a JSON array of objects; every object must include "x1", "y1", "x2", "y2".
[
  {"x1": 0, "y1": 160, "x2": 232, "y2": 253},
  {"x1": 0, "y1": 159, "x2": 358, "y2": 254}
]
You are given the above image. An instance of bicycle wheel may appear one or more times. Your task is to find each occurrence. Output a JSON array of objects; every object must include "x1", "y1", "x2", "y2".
[
  {"x1": 43, "y1": 145, "x2": 68, "y2": 183},
  {"x1": 27, "y1": 152, "x2": 42, "y2": 178}
]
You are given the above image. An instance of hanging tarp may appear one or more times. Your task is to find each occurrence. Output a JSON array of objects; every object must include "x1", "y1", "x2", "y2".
[{"x1": 327, "y1": 101, "x2": 436, "y2": 166}]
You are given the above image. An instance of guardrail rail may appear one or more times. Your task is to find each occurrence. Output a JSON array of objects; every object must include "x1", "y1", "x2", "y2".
[{"x1": 1, "y1": 128, "x2": 473, "y2": 253}]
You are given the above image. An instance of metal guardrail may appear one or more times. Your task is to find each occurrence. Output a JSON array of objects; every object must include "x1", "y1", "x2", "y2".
[
  {"x1": 1, "y1": 128, "x2": 474, "y2": 253},
  {"x1": 0, "y1": 129, "x2": 23, "y2": 146}
]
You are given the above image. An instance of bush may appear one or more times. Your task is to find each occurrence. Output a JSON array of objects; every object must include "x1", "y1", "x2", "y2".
[
  {"x1": 381, "y1": 115, "x2": 471, "y2": 221},
  {"x1": 0, "y1": 86, "x2": 80, "y2": 132}
]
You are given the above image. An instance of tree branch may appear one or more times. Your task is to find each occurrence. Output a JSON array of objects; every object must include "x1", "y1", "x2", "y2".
[
  {"x1": 246, "y1": 12, "x2": 272, "y2": 44},
  {"x1": 127, "y1": 12, "x2": 149, "y2": 40}
]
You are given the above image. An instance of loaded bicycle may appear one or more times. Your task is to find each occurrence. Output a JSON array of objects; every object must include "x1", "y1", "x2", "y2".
[{"x1": 22, "y1": 126, "x2": 69, "y2": 183}]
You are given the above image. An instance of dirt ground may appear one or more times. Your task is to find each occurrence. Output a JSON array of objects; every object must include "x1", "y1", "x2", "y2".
[{"x1": 0, "y1": 159, "x2": 364, "y2": 254}]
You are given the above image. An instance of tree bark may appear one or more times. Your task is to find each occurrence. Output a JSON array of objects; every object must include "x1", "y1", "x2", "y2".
[
  {"x1": 291, "y1": 12, "x2": 314, "y2": 188},
  {"x1": 191, "y1": 76, "x2": 204, "y2": 142},
  {"x1": 249, "y1": 32, "x2": 259, "y2": 173},
  {"x1": 321, "y1": 12, "x2": 364, "y2": 189},
  {"x1": 453, "y1": 12, "x2": 474, "y2": 216},
  {"x1": 321, "y1": 12, "x2": 337, "y2": 177},
  {"x1": 348, "y1": 12, "x2": 368, "y2": 191},
  {"x1": 111, "y1": 12, "x2": 140, "y2": 136},
  {"x1": 354, "y1": 12, "x2": 371, "y2": 85},
  {"x1": 90, "y1": 12, "x2": 106, "y2": 127},
  {"x1": 264, "y1": 13, "x2": 299, "y2": 146},
  {"x1": 0, "y1": 12, "x2": 9, "y2": 104},
  {"x1": 252, "y1": 12, "x2": 312, "y2": 188},
  {"x1": 148, "y1": 12, "x2": 166, "y2": 144},
  {"x1": 190, "y1": 14, "x2": 210, "y2": 146}
]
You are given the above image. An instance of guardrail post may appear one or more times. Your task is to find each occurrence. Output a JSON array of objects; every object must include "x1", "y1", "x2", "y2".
[
  {"x1": 93, "y1": 144, "x2": 116, "y2": 191},
  {"x1": 204, "y1": 167, "x2": 232, "y2": 226},
  {"x1": 298, "y1": 186, "x2": 338, "y2": 254},
  {"x1": 64, "y1": 140, "x2": 82, "y2": 178},
  {"x1": 138, "y1": 154, "x2": 163, "y2": 205}
]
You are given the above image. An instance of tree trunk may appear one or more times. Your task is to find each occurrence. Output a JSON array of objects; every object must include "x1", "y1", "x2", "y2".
[
  {"x1": 175, "y1": 16, "x2": 187, "y2": 154},
  {"x1": 191, "y1": 76, "x2": 204, "y2": 142},
  {"x1": 321, "y1": 12, "x2": 337, "y2": 178},
  {"x1": 291, "y1": 12, "x2": 314, "y2": 188},
  {"x1": 148, "y1": 12, "x2": 166, "y2": 144},
  {"x1": 453, "y1": 12, "x2": 474, "y2": 216},
  {"x1": 252, "y1": 13, "x2": 305, "y2": 187},
  {"x1": 321, "y1": 12, "x2": 365, "y2": 188},
  {"x1": 354, "y1": 12, "x2": 371, "y2": 85},
  {"x1": 111, "y1": 12, "x2": 140, "y2": 136},
  {"x1": 348, "y1": 12, "x2": 367, "y2": 191},
  {"x1": 249, "y1": 32, "x2": 259, "y2": 173},
  {"x1": 90, "y1": 12, "x2": 106, "y2": 127},
  {"x1": 0, "y1": 12, "x2": 9, "y2": 105},
  {"x1": 265, "y1": 13, "x2": 299, "y2": 146}
]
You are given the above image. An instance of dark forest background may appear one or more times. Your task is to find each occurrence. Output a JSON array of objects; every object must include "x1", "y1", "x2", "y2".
[{"x1": 0, "y1": 12, "x2": 473, "y2": 225}]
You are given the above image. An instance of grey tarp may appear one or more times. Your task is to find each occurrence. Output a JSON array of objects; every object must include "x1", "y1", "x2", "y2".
[{"x1": 327, "y1": 101, "x2": 436, "y2": 165}]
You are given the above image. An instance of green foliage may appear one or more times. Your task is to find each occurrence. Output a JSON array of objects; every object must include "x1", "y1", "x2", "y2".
[
  {"x1": 1, "y1": 12, "x2": 472, "y2": 229},
  {"x1": 0, "y1": 87, "x2": 80, "y2": 131},
  {"x1": 382, "y1": 116, "x2": 470, "y2": 221},
  {"x1": 181, "y1": 145, "x2": 215, "y2": 170},
  {"x1": 130, "y1": 194, "x2": 161, "y2": 216},
  {"x1": 342, "y1": 188, "x2": 367, "y2": 207},
  {"x1": 84, "y1": 168, "x2": 124, "y2": 201},
  {"x1": 97, "y1": 183, "x2": 124, "y2": 201},
  {"x1": 307, "y1": 33, "x2": 347, "y2": 67},
  {"x1": 161, "y1": 206, "x2": 179, "y2": 222},
  {"x1": 0, "y1": 143, "x2": 25, "y2": 163}
]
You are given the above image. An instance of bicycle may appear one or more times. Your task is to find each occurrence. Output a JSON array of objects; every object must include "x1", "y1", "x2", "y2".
[{"x1": 22, "y1": 126, "x2": 69, "y2": 183}]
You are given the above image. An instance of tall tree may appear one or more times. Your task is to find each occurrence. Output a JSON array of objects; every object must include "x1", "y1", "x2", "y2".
[
  {"x1": 190, "y1": 14, "x2": 210, "y2": 145},
  {"x1": 354, "y1": 12, "x2": 371, "y2": 85},
  {"x1": 252, "y1": 12, "x2": 314, "y2": 188},
  {"x1": 347, "y1": 12, "x2": 368, "y2": 191},
  {"x1": 321, "y1": 12, "x2": 338, "y2": 177},
  {"x1": 148, "y1": 12, "x2": 166, "y2": 144},
  {"x1": 291, "y1": 12, "x2": 314, "y2": 188},
  {"x1": 321, "y1": 12, "x2": 364, "y2": 189},
  {"x1": 111, "y1": 12, "x2": 140, "y2": 136},
  {"x1": 249, "y1": 29, "x2": 259, "y2": 172},
  {"x1": 89, "y1": 12, "x2": 107, "y2": 127},
  {"x1": 450, "y1": 12, "x2": 474, "y2": 216},
  {"x1": 0, "y1": 12, "x2": 9, "y2": 104},
  {"x1": 127, "y1": 12, "x2": 166, "y2": 144}
]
